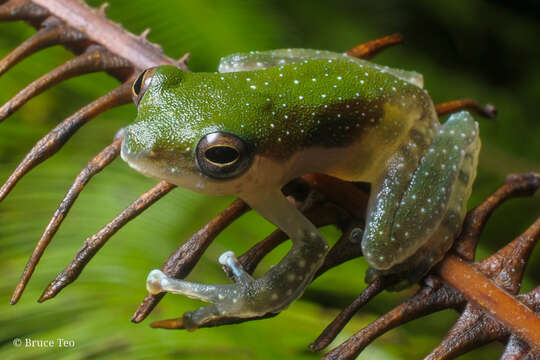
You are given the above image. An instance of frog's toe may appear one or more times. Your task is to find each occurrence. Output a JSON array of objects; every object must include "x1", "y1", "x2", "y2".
[
  {"x1": 182, "y1": 305, "x2": 223, "y2": 331},
  {"x1": 218, "y1": 250, "x2": 254, "y2": 283},
  {"x1": 146, "y1": 269, "x2": 168, "y2": 295}
]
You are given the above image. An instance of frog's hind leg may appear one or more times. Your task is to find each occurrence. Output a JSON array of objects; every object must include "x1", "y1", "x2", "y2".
[
  {"x1": 364, "y1": 111, "x2": 480, "y2": 282},
  {"x1": 146, "y1": 191, "x2": 328, "y2": 330}
]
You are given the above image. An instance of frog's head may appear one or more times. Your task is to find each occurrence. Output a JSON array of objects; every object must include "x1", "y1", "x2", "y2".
[{"x1": 120, "y1": 66, "x2": 278, "y2": 196}]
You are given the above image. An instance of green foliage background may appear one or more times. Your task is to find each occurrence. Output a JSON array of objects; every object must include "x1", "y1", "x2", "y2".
[{"x1": 1, "y1": 1, "x2": 539, "y2": 359}]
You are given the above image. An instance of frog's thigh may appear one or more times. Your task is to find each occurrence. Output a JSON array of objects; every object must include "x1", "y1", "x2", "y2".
[
  {"x1": 218, "y1": 49, "x2": 342, "y2": 72},
  {"x1": 365, "y1": 111, "x2": 480, "y2": 271}
]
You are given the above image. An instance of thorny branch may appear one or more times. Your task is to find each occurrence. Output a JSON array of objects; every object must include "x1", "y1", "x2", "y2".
[
  {"x1": 319, "y1": 173, "x2": 540, "y2": 360},
  {"x1": 0, "y1": 1, "x2": 539, "y2": 359}
]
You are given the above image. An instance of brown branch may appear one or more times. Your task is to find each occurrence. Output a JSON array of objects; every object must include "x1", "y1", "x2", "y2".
[
  {"x1": 0, "y1": 45, "x2": 131, "y2": 121},
  {"x1": 38, "y1": 180, "x2": 176, "y2": 302},
  {"x1": 455, "y1": 172, "x2": 540, "y2": 261},
  {"x1": 1, "y1": 8, "x2": 536, "y2": 356},
  {"x1": 0, "y1": 0, "x2": 49, "y2": 25},
  {"x1": 435, "y1": 98, "x2": 498, "y2": 119},
  {"x1": 0, "y1": 81, "x2": 133, "y2": 203},
  {"x1": 476, "y1": 216, "x2": 540, "y2": 294},
  {"x1": 323, "y1": 173, "x2": 540, "y2": 359},
  {"x1": 309, "y1": 277, "x2": 387, "y2": 351},
  {"x1": 437, "y1": 253, "x2": 540, "y2": 348},
  {"x1": 131, "y1": 199, "x2": 249, "y2": 323},
  {"x1": 346, "y1": 33, "x2": 403, "y2": 59},
  {"x1": 32, "y1": 0, "x2": 184, "y2": 70},
  {"x1": 425, "y1": 302, "x2": 508, "y2": 360},
  {"x1": 0, "y1": 17, "x2": 85, "y2": 76},
  {"x1": 10, "y1": 138, "x2": 123, "y2": 305},
  {"x1": 322, "y1": 281, "x2": 465, "y2": 359}
]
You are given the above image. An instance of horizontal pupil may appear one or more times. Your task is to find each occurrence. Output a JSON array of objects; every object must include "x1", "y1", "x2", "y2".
[
  {"x1": 205, "y1": 146, "x2": 239, "y2": 164},
  {"x1": 133, "y1": 70, "x2": 146, "y2": 95}
]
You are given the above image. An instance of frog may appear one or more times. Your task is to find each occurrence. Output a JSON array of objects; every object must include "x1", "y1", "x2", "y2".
[{"x1": 120, "y1": 48, "x2": 480, "y2": 330}]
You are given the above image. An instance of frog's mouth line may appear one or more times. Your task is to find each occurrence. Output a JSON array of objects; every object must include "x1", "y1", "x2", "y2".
[{"x1": 121, "y1": 138, "x2": 173, "y2": 178}]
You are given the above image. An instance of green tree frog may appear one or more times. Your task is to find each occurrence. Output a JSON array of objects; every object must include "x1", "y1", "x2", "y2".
[{"x1": 121, "y1": 49, "x2": 480, "y2": 330}]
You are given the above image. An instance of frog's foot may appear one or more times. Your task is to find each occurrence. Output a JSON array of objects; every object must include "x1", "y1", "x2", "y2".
[
  {"x1": 218, "y1": 250, "x2": 254, "y2": 283},
  {"x1": 146, "y1": 258, "x2": 251, "y2": 331},
  {"x1": 147, "y1": 240, "x2": 327, "y2": 330},
  {"x1": 147, "y1": 251, "x2": 252, "y2": 300}
]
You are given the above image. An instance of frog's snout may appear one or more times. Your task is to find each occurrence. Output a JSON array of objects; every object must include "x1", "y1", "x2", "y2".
[
  {"x1": 119, "y1": 126, "x2": 137, "y2": 163},
  {"x1": 120, "y1": 125, "x2": 151, "y2": 171},
  {"x1": 120, "y1": 125, "x2": 155, "y2": 163}
]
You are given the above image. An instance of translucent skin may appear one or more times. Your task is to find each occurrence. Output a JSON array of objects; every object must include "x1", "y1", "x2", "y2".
[{"x1": 121, "y1": 49, "x2": 480, "y2": 328}]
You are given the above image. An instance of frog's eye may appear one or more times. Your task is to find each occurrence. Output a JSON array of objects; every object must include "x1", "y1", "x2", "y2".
[
  {"x1": 195, "y1": 132, "x2": 253, "y2": 179},
  {"x1": 132, "y1": 67, "x2": 156, "y2": 105}
]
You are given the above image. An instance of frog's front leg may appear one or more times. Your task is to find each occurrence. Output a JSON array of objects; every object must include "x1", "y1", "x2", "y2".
[
  {"x1": 362, "y1": 111, "x2": 480, "y2": 282},
  {"x1": 146, "y1": 190, "x2": 328, "y2": 330}
]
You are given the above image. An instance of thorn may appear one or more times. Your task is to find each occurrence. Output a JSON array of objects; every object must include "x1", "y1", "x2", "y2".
[
  {"x1": 140, "y1": 28, "x2": 151, "y2": 40},
  {"x1": 0, "y1": 46, "x2": 131, "y2": 122},
  {"x1": 177, "y1": 52, "x2": 190, "y2": 66},
  {"x1": 10, "y1": 138, "x2": 123, "y2": 305},
  {"x1": 0, "y1": 81, "x2": 132, "y2": 204},
  {"x1": 38, "y1": 181, "x2": 175, "y2": 302},
  {"x1": 98, "y1": 2, "x2": 109, "y2": 15}
]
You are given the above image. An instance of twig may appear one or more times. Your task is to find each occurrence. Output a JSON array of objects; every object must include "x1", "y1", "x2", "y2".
[
  {"x1": 39, "y1": 180, "x2": 176, "y2": 302},
  {"x1": 435, "y1": 98, "x2": 497, "y2": 119},
  {"x1": 345, "y1": 33, "x2": 403, "y2": 59},
  {"x1": 323, "y1": 173, "x2": 540, "y2": 359},
  {"x1": 131, "y1": 199, "x2": 249, "y2": 323},
  {"x1": 438, "y1": 253, "x2": 540, "y2": 348},
  {"x1": 0, "y1": 81, "x2": 132, "y2": 203},
  {"x1": 0, "y1": 17, "x2": 85, "y2": 76},
  {"x1": 11, "y1": 138, "x2": 123, "y2": 304},
  {"x1": 32, "y1": 0, "x2": 185, "y2": 70},
  {"x1": 0, "y1": 45, "x2": 131, "y2": 121}
]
